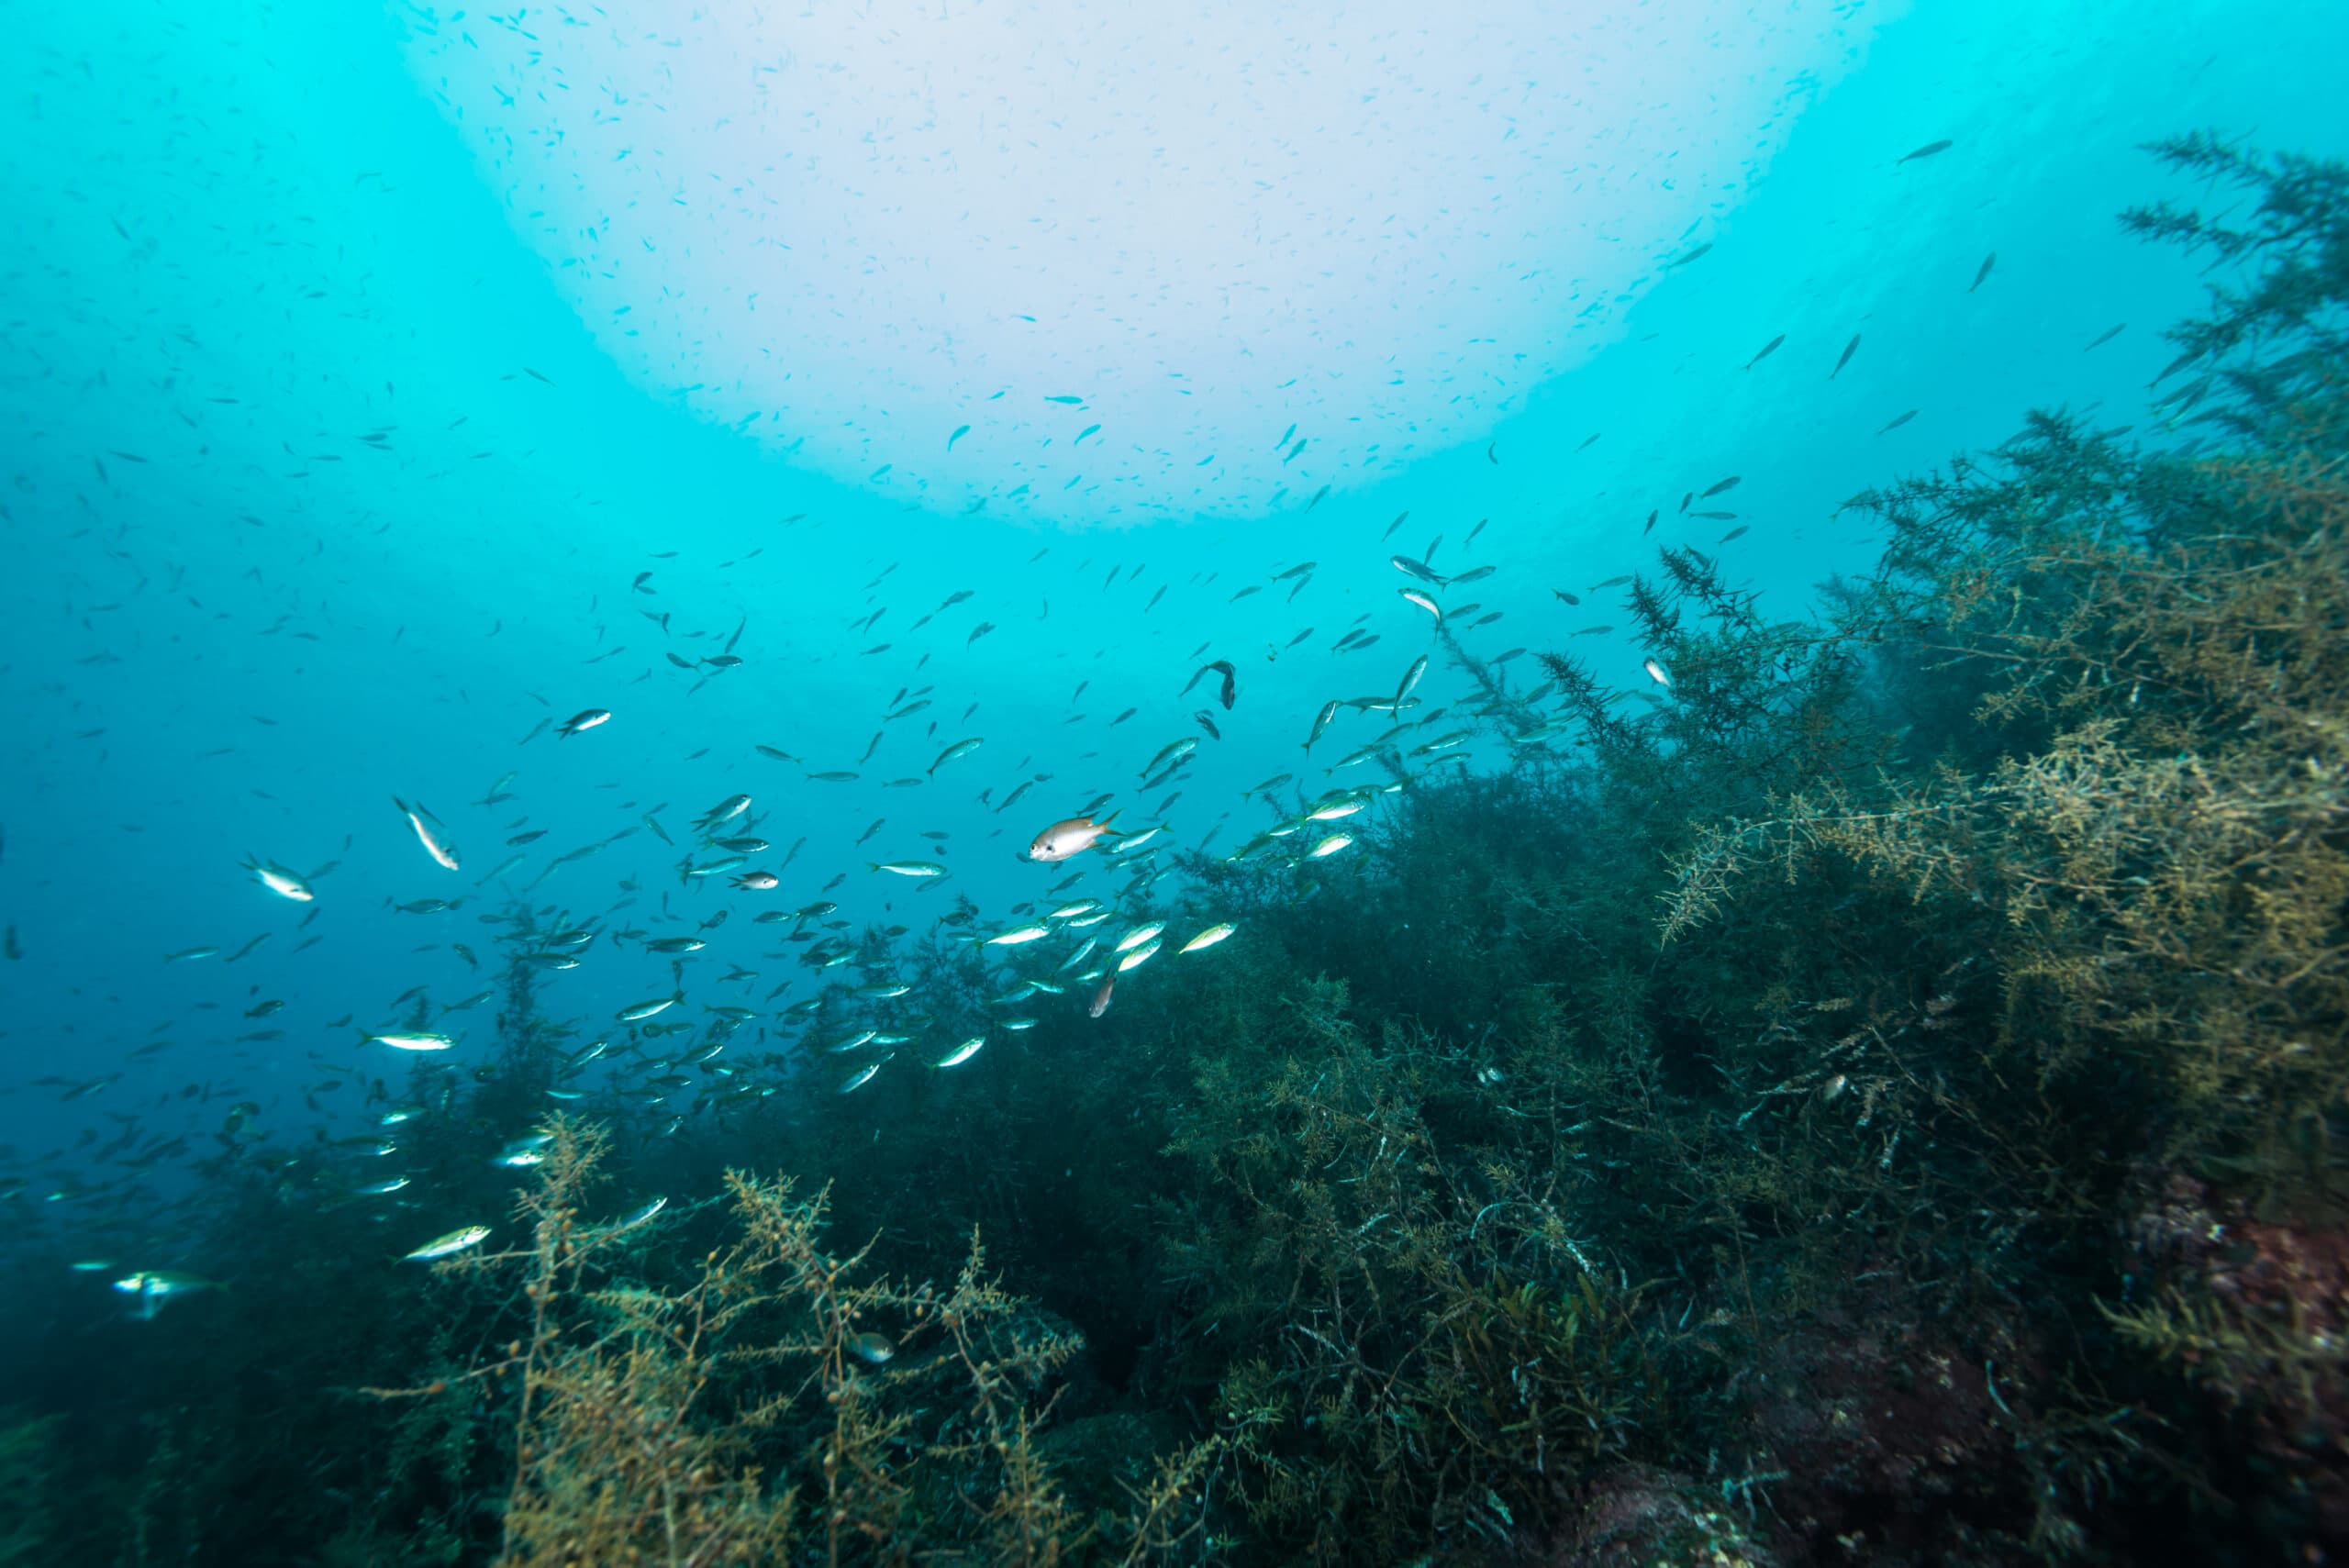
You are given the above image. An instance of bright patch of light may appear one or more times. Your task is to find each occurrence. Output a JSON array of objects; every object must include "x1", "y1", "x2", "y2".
[{"x1": 403, "y1": 3, "x2": 1876, "y2": 522}]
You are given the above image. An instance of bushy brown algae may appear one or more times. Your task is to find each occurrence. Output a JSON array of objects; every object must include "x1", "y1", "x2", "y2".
[{"x1": 364, "y1": 1115, "x2": 1232, "y2": 1567}]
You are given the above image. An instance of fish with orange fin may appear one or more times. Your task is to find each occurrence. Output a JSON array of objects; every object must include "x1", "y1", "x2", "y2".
[{"x1": 1026, "y1": 812, "x2": 1121, "y2": 862}]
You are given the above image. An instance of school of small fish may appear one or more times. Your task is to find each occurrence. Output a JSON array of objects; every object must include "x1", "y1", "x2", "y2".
[{"x1": 0, "y1": 125, "x2": 2049, "y2": 1313}]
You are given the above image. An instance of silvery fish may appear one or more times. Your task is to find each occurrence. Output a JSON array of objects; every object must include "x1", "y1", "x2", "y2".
[
  {"x1": 393, "y1": 796, "x2": 461, "y2": 871},
  {"x1": 403, "y1": 1226, "x2": 491, "y2": 1262},
  {"x1": 1180, "y1": 923, "x2": 1235, "y2": 953}
]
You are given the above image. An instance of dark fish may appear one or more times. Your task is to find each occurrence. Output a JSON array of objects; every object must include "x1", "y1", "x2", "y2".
[
  {"x1": 1552, "y1": 589, "x2": 1581, "y2": 606},
  {"x1": 1744, "y1": 334, "x2": 1785, "y2": 370},
  {"x1": 1831, "y1": 335, "x2": 1861, "y2": 379},
  {"x1": 1183, "y1": 660, "x2": 1238, "y2": 710},
  {"x1": 2084, "y1": 323, "x2": 2126, "y2": 352},
  {"x1": 1898, "y1": 139, "x2": 1954, "y2": 163},
  {"x1": 1878, "y1": 409, "x2": 1919, "y2": 434},
  {"x1": 1969, "y1": 251, "x2": 1996, "y2": 292},
  {"x1": 1701, "y1": 476, "x2": 1741, "y2": 498}
]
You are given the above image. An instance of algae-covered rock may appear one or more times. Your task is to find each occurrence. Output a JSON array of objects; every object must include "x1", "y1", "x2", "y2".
[{"x1": 1547, "y1": 1465, "x2": 1777, "y2": 1568}]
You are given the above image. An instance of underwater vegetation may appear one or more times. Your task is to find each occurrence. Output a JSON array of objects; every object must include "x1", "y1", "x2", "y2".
[{"x1": 2, "y1": 133, "x2": 2344, "y2": 1566}]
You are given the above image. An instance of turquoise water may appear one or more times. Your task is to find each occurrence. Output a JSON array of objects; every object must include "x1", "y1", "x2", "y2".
[{"x1": 4, "y1": 2, "x2": 2347, "y2": 1561}]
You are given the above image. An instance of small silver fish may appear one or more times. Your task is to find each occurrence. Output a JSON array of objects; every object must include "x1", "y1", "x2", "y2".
[
  {"x1": 840, "y1": 1057, "x2": 891, "y2": 1094},
  {"x1": 1180, "y1": 923, "x2": 1236, "y2": 953},
  {"x1": 393, "y1": 796, "x2": 461, "y2": 872},
  {"x1": 365, "y1": 1030, "x2": 455, "y2": 1052},
  {"x1": 403, "y1": 1225, "x2": 491, "y2": 1262},
  {"x1": 244, "y1": 857, "x2": 314, "y2": 902}
]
